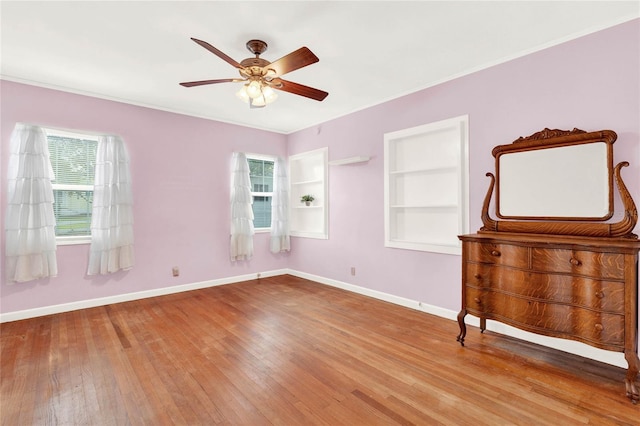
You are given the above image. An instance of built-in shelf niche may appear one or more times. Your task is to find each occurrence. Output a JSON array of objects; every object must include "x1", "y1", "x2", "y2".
[
  {"x1": 384, "y1": 115, "x2": 469, "y2": 254},
  {"x1": 289, "y1": 147, "x2": 328, "y2": 239}
]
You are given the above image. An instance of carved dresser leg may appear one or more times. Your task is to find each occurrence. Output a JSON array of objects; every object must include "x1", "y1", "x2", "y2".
[
  {"x1": 624, "y1": 350, "x2": 639, "y2": 404},
  {"x1": 457, "y1": 309, "x2": 467, "y2": 346}
]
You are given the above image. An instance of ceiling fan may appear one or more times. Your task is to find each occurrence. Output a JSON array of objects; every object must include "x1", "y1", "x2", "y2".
[{"x1": 180, "y1": 38, "x2": 329, "y2": 108}]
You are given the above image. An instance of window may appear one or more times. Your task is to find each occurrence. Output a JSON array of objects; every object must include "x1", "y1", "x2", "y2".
[
  {"x1": 247, "y1": 155, "x2": 275, "y2": 229},
  {"x1": 46, "y1": 129, "x2": 98, "y2": 244}
]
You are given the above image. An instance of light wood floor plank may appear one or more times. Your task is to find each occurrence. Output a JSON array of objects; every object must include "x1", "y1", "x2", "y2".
[{"x1": 2, "y1": 275, "x2": 638, "y2": 425}]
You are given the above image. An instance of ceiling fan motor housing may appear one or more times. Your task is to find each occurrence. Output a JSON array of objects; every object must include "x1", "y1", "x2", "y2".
[
  {"x1": 241, "y1": 40, "x2": 273, "y2": 78},
  {"x1": 239, "y1": 59, "x2": 273, "y2": 80},
  {"x1": 240, "y1": 57, "x2": 270, "y2": 68},
  {"x1": 246, "y1": 39, "x2": 268, "y2": 55}
]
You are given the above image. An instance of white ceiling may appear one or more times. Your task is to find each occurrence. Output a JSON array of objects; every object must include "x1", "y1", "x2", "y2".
[{"x1": 1, "y1": 1, "x2": 638, "y2": 134}]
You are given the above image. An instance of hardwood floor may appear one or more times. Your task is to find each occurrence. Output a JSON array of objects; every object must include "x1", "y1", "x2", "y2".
[{"x1": 1, "y1": 275, "x2": 638, "y2": 425}]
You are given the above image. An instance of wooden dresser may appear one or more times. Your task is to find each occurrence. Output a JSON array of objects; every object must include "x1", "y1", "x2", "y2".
[{"x1": 457, "y1": 128, "x2": 640, "y2": 403}]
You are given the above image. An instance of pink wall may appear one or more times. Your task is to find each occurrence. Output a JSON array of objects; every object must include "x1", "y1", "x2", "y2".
[
  {"x1": 287, "y1": 19, "x2": 640, "y2": 312},
  {"x1": 1, "y1": 19, "x2": 639, "y2": 318},
  {"x1": 1, "y1": 82, "x2": 288, "y2": 313}
]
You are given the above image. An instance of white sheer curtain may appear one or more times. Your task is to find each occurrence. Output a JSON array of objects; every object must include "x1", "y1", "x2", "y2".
[
  {"x1": 230, "y1": 152, "x2": 254, "y2": 261},
  {"x1": 270, "y1": 156, "x2": 290, "y2": 253},
  {"x1": 87, "y1": 135, "x2": 134, "y2": 275},
  {"x1": 5, "y1": 123, "x2": 58, "y2": 283}
]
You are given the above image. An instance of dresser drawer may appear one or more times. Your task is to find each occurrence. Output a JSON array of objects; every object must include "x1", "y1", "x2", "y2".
[
  {"x1": 466, "y1": 288, "x2": 625, "y2": 348},
  {"x1": 465, "y1": 263, "x2": 625, "y2": 313},
  {"x1": 465, "y1": 263, "x2": 528, "y2": 290},
  {"x1": 465, "y1": 242, "x2": 528, "y2": 268},
  {"x1": 530, "y1": 248, "x2": 624, "y2": 280},
  {"x1": 525, "y1": 273, "x2": 625, "y2": 313}
]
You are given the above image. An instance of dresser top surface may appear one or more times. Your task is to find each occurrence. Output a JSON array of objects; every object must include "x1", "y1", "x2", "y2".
[{"x1": 460, "y1": 231, "x2": 640, "y2": 250}]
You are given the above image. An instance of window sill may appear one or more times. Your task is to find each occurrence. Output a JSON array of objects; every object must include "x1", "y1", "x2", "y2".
[
  {"x1": 254, "y1": 228, "x2": 271, "y2": 234},
  {"x1": 56, "y1": 236, "x2": 91, "y2": 246}
]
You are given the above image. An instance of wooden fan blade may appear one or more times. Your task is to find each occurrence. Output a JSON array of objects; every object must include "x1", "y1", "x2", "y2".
[
  {"x1": 275, "y1": 79, "x2": 328, "y2": 101},
  {"x1": 267, "y1": 47, "x2": 319, "y2": 76},
  {"x1": 191, "y1": 38, "x2": 243, "y2": 69},
  {"x1": 180, "y1": 78, "x2": 244, "y2": 87}
]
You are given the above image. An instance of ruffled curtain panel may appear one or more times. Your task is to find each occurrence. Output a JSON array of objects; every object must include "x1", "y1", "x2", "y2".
[
  {"x1": 230, "y1": 152, "x2": 254, "y2": 261},
  {"x1": 5, "y1": 123, "x2": 58, "y2": 283},
  {"x1": 87, "y1": 135, "x2": 135, "y2": 275},
  {"x1": 270, "y1": 156, "x2": 290, "y2": 253}
]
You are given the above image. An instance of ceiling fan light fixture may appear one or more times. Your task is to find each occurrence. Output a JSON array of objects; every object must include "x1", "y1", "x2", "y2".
[
  {"x1": 262, "y1": 85, "x2": 278, "y2": 103},
  {"x1": 236, "y1": 85, "x2": 250, "y2": 102},
  {"x1": 250, "y1": 95, "x2": 267, "y2": 108},
  {"x1": 246, "y1": 80, "x2": 263, "y2": 99},
  {"x1": 236, "y1": 81, "x2": 277, "y2": 108}
]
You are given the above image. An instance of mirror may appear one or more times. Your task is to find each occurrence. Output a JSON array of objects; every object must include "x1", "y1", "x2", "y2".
[{"x1": 497, "y1": 140, "x2": 612, "y2": 220}]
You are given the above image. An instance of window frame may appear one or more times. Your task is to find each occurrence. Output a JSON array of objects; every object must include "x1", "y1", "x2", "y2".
[
  {"x1": 45, "y1": 128, "x2": 99, "y2": 246},
  {"x1": 246, "y1": 153, "x2": 276, "y2": 232}
]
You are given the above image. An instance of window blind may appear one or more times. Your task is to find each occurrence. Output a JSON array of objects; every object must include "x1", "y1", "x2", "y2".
[{"x1": 48, "y1": 134, "x2": 98, "y2": 237}]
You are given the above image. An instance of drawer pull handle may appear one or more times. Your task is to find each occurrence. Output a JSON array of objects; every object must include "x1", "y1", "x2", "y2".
[
  {"x1": 491, "y1": 250, "x2": 501, "y2": 257},
  {"x1": 473, "y1": 297, "x2": 481, "y2": 304},
  {"x1": 474, "y1": 273, "x2": 482, "y2": 279},
  {"x1": 596, "y1": 291, "x2": 605, "y2": 299},
  {"x1": 595, "y1": 323, "x2": 604, "y2": 332},
  {"x1": 569, "y1": 257, "x2": 582, "y2": 266}
]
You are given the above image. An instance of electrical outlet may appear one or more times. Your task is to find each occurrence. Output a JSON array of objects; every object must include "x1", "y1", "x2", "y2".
[
  {"x1": 350, "y1": 267, "x2": 356, "y2": 276},
  {"x1": 172, "y1": 267, "x2": 179, "y2": 277}
]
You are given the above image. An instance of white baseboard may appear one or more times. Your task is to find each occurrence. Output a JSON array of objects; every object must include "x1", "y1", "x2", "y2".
[
  {"x1": 1, "y1": 268, "x2": 631, "y2": 369},
  {"x1": 0, "y1": 269, "x2": 287, "y2": 323}
]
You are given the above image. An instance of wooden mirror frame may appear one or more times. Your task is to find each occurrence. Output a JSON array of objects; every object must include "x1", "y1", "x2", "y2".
[
  {"x1": 496, "y1": 129, "x2": 614, "y2": 221},
  {"x1": 480, "y1": 128, "x2": 638, "y2": 238}
]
